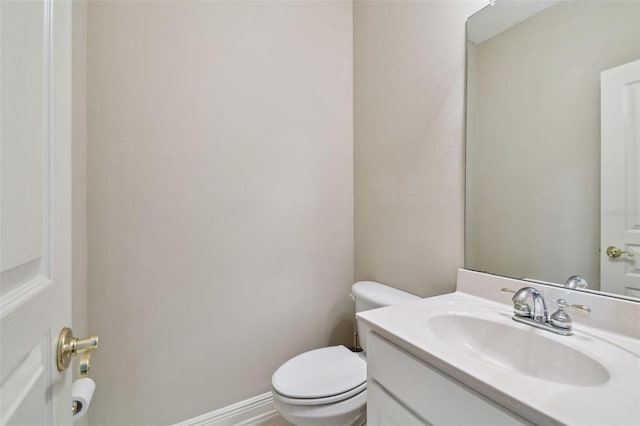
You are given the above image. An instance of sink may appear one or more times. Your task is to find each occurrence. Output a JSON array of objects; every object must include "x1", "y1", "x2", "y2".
[
  {"x1": 428, "y1": 313, "x2": 610, "y2": 386},
  {"x1": 357, "y1": 280, "x2": 640, "y2": 426}
]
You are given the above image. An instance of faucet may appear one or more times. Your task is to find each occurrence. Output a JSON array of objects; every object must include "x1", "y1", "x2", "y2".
[
  {"x1": 564, "y1": 275, "x2": 588, "y2": 289},
  {"x1": 512, "y1": 287, "x2": 548, "y2": 323},
  {"x1": 501, "y1": 287, "x2": 590, "y2": 336}
]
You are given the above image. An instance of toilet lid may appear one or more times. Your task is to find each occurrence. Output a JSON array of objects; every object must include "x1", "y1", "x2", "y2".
[{"x1": 272, "y1": 346, "x2": 366, "y2": 399}]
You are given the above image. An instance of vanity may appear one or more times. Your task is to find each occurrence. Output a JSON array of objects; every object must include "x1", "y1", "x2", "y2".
[
  {"x1": 357, "y1": 269, "x2": 640, "y2": 425},
  {"x1": 358, "y1": 1, "x2": 640, "y2": 423},
  {"x1": 366, "y1": 332, "x2": 529, "y2": 425}
]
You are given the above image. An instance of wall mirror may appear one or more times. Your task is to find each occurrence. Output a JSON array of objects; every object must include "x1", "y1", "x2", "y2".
[{"x1": 465, "y1": 0, "x2": 640, "y2": 300}]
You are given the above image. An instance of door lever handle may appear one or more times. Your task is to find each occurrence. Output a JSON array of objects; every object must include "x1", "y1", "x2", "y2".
[
  {"x1": 57, "y1": 327, "x2": 99, "y2": 376},
  {"x1": 606, "y1": 245, "x2": 635, "y2": 259}
]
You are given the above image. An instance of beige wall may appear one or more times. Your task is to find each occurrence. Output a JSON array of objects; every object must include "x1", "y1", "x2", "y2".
[
  {"x1": 86, "y1": 1, "x2": 353, "y2": 424},
  {"x1": 466, "y1": 1, "x2": 640, "y2": 289},
  {"x1": 354, "y1": 0, "x2": 485, "y2": 297}
]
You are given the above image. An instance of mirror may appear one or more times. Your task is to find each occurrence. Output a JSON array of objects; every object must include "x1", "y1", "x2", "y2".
[{"x1": 465, "y1": 0, "x2": 640, "y2": 300}]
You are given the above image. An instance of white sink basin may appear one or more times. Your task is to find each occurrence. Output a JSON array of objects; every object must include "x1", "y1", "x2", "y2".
[{"x1": 427, "y1": 313, "x2": 610, "y2": 386}]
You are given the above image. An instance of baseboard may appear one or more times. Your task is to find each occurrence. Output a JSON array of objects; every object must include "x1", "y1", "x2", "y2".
[{"x1": 173, "y1": 392, "x2": 277, "y2": 426}]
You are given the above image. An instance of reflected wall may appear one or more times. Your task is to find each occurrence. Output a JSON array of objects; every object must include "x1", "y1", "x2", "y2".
[{"x1": 466, "y1": 1, "x2": 640, "y2": 291}]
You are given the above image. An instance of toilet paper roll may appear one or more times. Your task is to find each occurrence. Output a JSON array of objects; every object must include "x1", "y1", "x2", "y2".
[{"x1": 72, "y1": 378, "x2": 96, "y2": 420}]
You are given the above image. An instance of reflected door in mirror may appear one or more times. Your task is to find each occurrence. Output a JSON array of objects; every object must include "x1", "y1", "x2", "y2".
[{"x1": 601, "y1": 60, "x2": 640, "y2": 297}]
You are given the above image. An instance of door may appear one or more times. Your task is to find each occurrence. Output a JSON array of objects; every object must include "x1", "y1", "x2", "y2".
[
  {"x1": 1, "y1": 0, "x2": 72, "y2": 424},
  {"x1": 601, "y1": 59, "x2": 640, "y2": 297}
]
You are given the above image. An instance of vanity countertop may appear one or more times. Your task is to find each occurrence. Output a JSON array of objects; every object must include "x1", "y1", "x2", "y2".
[{"x1": 357, "y1": 270, "x2": 640, "y2": 426}]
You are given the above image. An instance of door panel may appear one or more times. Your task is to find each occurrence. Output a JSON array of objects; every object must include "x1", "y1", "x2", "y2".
[{"x1": 0, "y1": 0, "x2": 45, "y2": 273}]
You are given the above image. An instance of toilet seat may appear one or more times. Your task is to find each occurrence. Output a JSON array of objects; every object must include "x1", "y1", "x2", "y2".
[
  {"x1": 273, "y1": 381, "x2": 366, "y2": 406},
  {"x1": 272, "y1": 345, "x2": 366, "y2": 406}
]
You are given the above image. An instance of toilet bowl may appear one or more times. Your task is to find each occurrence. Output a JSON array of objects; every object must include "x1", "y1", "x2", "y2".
[{"x1": 271, "y1": 281, "x2": 419, "y2": 426}]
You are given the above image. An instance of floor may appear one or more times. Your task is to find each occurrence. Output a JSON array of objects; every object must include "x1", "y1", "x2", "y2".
[{"x1": 251, "y1": 414, "x2": 293, "y2": 426}]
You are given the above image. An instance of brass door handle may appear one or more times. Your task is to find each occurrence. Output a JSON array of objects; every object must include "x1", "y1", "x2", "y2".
[
  {"x1": 57, "y1": 327, "x2": 99, "y2": 376},
  {"x1": 606, "y1": 245, "x2": 635, "y2": 259}
]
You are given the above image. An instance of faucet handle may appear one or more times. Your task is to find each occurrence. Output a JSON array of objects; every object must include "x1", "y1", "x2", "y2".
[
  {"x1": 550, "y1": 299, "x2": 590, "y2": 330},
  {"x1": 556, "y1": 299, "x2": 591, "y2": 314}
]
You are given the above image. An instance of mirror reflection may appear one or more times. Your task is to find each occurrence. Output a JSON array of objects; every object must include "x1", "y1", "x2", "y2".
[{"x1": 465, "y1": 0, "x2": 640, "y2": 299}]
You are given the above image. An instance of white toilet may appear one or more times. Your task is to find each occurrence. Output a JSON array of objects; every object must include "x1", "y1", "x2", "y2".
[{"x1": 271, "y1": 281, "x2": 420, "y2": 426}]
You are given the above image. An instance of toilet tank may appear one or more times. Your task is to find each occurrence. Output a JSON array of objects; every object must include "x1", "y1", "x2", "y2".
[{"x1": 352, "y1": 281, "x2": 420, "y2": 352}]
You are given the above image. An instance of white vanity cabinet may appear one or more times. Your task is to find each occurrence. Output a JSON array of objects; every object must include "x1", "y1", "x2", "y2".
[
  {"x1": 368, "y1": 381, "x2": 426, "y2": 426},
  {"x1": 367, "y1": 332, "x2": 532, "y2": 426}
]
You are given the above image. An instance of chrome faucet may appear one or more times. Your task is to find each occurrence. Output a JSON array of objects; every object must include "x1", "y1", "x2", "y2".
[
  {"x1": 512, "y1": 287, "x2": 548, "y2": 323},
  {"x1": 564, "y1": 275, "x2": 588, "y2": 289},
  {"x1": 501, "y1": 287, "x2": 590, "y2": 336}
]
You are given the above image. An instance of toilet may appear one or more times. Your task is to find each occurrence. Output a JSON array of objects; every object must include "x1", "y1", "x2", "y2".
[{"x1": 271, "y1": 281, "x2": 420, "y2": 426}]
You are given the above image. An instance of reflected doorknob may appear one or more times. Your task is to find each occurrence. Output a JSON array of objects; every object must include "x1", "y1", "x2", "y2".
[
  {"x1": 606, "y1": 245, "x2": 635, "y2": 259},
  {"x1": 57, "y1": 327, "x2": 99, "y2": 376}
]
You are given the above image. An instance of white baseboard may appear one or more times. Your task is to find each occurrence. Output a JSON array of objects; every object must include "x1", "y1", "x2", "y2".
[{"x1": 173, "y1": 392, "x2": 277, "y2": 426}]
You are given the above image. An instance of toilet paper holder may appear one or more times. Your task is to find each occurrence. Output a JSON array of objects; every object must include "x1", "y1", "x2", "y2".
[
  {"x1": 71, "y1": 377, "x2": 96, "y2": 419},
  {"x1": 57, "y1": 327, "x2": 100, "y2": 376},
  {"x1": 71, "y1": 399, "x2": 82, "y2": 416}
]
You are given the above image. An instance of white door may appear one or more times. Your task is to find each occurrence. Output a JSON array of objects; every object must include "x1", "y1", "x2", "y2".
[
  {"x1": 1, "y1": 0, "x2": 72, "y2": 424},
  {"x1": 601, "y1": 59, "x2": 640, "y2": 298}
]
